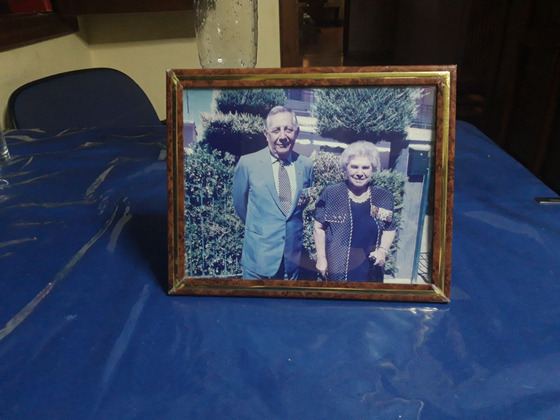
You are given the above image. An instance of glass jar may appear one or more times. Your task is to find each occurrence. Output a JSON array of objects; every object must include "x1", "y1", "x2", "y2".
[
  {"x1": 0, "y1": 123, "x2": 10, "y2": 163},
  {"x1": 194, "y1": 0, "x2": 258, "y2": 69}
]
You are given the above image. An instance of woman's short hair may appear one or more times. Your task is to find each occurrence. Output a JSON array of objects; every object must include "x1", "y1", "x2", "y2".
[
  {"x1": 265, "y1": 105, "x2": 299, "y2": 130},
  {"x1": 339, "y1": 140, "x2": 381, "y2": 172}
]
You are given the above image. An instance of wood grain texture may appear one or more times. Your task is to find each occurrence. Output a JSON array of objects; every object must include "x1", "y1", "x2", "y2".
[
  {"x1": 0, "y1": 13, "x2": 78, "y2": 52},
  {"x1": 54, "y1": 0, "x2": 193, "y2": 16}
]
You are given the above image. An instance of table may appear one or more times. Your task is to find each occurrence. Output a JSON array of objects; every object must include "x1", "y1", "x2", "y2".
[{"x1": 1, "y1": 122, "x2": 559, "y2": 419}]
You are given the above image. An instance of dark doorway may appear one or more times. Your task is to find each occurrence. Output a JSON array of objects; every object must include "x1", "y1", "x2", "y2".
[
  {"x1": 279, "y1": 0, "x2": 344, "y2": 67},
  {"x1": 298, "y1": 1, "x2": 344, "y2": 67}
]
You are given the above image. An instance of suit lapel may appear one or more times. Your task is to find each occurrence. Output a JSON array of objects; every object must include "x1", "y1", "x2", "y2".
[
  {"x1": 293, "y1": 153, "x2": 305, "y2": 195},
  {"x1": 286, "y1": 152, "x2": 305, "y2": 216}
]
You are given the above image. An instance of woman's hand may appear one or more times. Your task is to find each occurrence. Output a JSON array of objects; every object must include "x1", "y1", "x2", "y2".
[
  {"x1": 369, "y1": 247, "x2": 388, "y2": 266},
  {"x1": 316, "y1": 257, "x2": 328, "y2": 279}
]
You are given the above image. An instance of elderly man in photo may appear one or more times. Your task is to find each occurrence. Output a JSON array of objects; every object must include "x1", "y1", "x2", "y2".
[{"x1": 233, "y1": 106, "x2": 314, "y2": 280}]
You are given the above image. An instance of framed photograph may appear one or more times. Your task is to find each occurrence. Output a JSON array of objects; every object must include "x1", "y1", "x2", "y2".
[{"x1": 167, "y1": 66, "x2": 455, "y2": 302}]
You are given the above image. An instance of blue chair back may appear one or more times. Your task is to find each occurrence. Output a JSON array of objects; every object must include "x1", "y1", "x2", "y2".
[{"x1": 8, "y1": 68, "x2": 161, "y2": 129}]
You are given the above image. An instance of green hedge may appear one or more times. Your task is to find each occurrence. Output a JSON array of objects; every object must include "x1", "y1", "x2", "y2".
[
  {"x1": 199, "y1": 88, "x2": 287, "y2": 157},
  {"x1": 200, "y1": 111, "x2": 266, "y2": 157},
  {"x1": 183, "y1": 144, "x2": 243, "y2": 277},
  {"x1": 214, "y1": 89, "x2": 287, "y2": 118}
]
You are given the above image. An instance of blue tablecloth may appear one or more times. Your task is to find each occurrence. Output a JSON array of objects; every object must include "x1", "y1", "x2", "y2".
[{"x1": 1, "y1": 122, "x2": 559, "y2": 419}]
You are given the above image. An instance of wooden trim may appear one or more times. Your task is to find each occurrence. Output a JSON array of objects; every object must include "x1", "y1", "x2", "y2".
[
  {"x1": 52, "y1": 0, "x2": 193, "y2": 16},
  {"x1": 279, "y1": 0, "x2": 300, "y2": 67},
  {"x1": 342, "y1": 0, "x2": 351, "y2": 58},
  {"x1": 0, "y1": 13, "x2": 78, "y2": 52}
]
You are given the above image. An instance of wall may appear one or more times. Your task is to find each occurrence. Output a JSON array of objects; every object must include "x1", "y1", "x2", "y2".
[
  {"x1": 0, "y1": 35, "x2": 92, "y2": 126},
  {"x1": 0, "y1": 2, "x2": 280, "y2": 125}
]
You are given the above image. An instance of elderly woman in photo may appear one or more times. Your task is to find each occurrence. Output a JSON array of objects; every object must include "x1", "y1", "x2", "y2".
[{"x1": 313, "y1": 141, "x2": 396, "y2": 282}]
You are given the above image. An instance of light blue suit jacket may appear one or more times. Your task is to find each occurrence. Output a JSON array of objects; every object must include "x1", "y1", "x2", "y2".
[{"x1": 232, "y1": 147, "x2": 314, "y2": 278}]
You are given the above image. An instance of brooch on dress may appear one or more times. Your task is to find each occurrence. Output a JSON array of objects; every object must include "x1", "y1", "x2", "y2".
[{"x1": 370, "y1": 205, "x2": 393, "y2": 222}]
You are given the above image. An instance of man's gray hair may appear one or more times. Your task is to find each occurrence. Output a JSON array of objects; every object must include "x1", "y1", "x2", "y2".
[
  {"x1": 339, "y1": 140, "x2": 381, "y2": 172},
  {"x1": 265, "y1": 105, "x2": 299, "y2": 130}
]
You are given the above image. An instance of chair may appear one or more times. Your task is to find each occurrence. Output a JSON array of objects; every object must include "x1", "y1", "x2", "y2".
[{"x1": 7, "y1": 68, "x2": 162, "y2": 129}]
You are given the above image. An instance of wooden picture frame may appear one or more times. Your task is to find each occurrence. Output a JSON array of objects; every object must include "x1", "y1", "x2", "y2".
[{"x1": 167, "y1": 66, "x2": 455, "y2": 302}]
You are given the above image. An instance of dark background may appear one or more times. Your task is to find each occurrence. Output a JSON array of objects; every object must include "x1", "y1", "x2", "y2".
[{"x1": 281, "y1": 0, "x2": 560, "y2": 195}]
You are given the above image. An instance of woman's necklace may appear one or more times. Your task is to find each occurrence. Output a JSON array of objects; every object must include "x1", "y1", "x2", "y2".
[{"x1": 348, "y1": 187, "x2": 370, "y2": 203}]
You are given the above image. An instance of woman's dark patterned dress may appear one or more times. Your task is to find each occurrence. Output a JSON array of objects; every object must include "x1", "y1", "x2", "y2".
[{"x1": 314, "y1": 182, "x2": 396, "y2": 282}]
